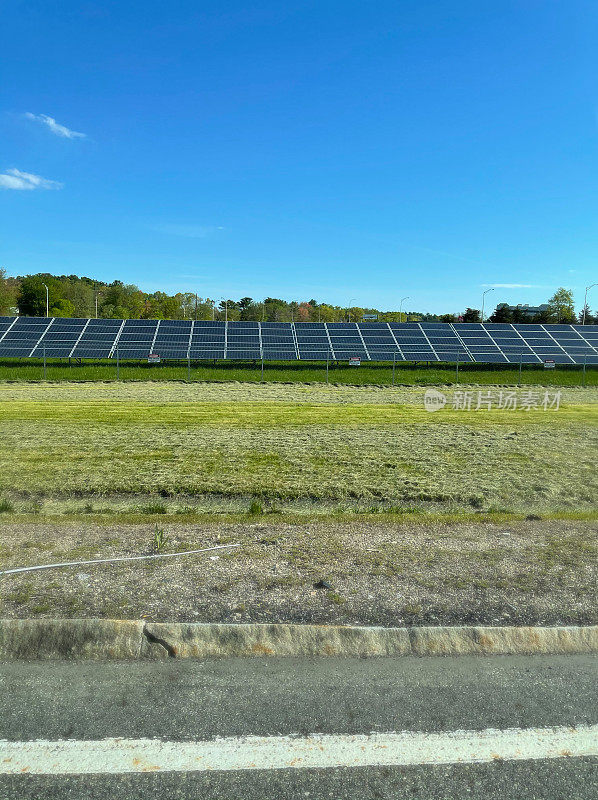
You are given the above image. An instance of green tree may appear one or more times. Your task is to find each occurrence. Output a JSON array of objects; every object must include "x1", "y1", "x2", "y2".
[
  {"x1": 49, "y1": 298, "x2": 76, "y2": 317},
  {"x1": 578, "y1": 304, "x2": 596, "y2": 325},
  {"x1": 17, "y1": 275, "x2": 61, "y2": 316},
  {"x1": 61, "y1": 279, "x2": 95, "y2": 316},
  {"x1": 488, "y1": 304, "x2": 513, "y2": 323},
  {"x1": 547, "y1": 288, "x2": 575, "y2": 323},
  {"x1": 0, "y1": 269, "x2": 18, "y2": 315},
  {"x1": 462, "y1": 308, "x2": 481, "y2": 322}
]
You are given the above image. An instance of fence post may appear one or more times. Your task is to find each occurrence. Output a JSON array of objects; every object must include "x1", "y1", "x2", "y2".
[
  {"x1": 116, "y1": 347, "x2": 120, "y2": 381},
  {"x1": 582, "y1": 354, "x2": 587, "y2": 387},
  {"x1": 261, "y1": 357, "x2": 264, "y2": 382},
  {"x1": 518, "y1": 354, "x2": 522, "y2": 387},
  {"x1": 392, "y1": 352, "x2": 396, "y2": 386},
  {"x1": 187, "y1": 354, "x2": 191, "y2": 382},
  {"x1": 43, "y1": 346, "x2": 46, "y2": 380},
  {"x1": 455, "y1": 352, "x2": 459, "y2": 383},
  {"x1": 326, "y1": 354, "x2": 329, "y2": 384}
]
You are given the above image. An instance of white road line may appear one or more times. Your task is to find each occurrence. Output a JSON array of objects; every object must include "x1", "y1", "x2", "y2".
[{"x1": 1, "y1": 726, "x2": 596, "y2": 775}]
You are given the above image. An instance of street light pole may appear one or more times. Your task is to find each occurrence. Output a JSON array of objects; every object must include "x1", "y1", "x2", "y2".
[
  {"x1": 399, "y1": 296, "x2": 410, "y2": 324},
  {"x1": 347, "y1": 298, "x2": 356, "y2": 322},
  {"x1": 582, "y1": 284, "x2": 597, "y2": 325},
  {"x1": 481, "y1": 288, "x2": 494, "y2": 323},
  {"x1": 42, "y1": 283, "x2": 49, "y2": 317}
]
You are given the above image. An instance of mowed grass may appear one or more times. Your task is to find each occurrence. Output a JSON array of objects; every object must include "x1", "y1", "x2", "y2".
[
  {"x1": 0, "y1": 382, "x2": 596, "y2": 517},
  {"x1": 0, "y1": 358, "x2": 596, "y2": 386}
]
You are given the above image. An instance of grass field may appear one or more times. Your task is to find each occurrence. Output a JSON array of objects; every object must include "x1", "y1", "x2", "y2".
[
  {"x1": 0, "y1": 358, "x2": 596, "y2": 386},
  {"x1": 0, "y1": 382, "x2": 596, "y2": 519},
  {"x1": 1, "y1": 381, "x2": 596, "y2": 626}
]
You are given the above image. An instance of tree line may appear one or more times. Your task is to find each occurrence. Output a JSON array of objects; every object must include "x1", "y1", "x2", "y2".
[{"x1": 0, "y1": 270, "x2": 595, "y2": 324}]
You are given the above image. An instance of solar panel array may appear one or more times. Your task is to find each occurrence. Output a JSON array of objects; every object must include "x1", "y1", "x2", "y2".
[{"x1": 0, "y1": 317, "x2": 597, "y2": 364}]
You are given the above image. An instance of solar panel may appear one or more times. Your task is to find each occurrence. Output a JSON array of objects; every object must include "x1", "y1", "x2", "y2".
[
  {"x1": 1, "y1": 319, "x2": 596, "y2": 364},
  {"x1": 189, "y1": 349, "x2": 225, "y2": 359},
  {"x1": 401, "y1": 351, "x2": 441, "y2": 361},
  {"x1": 226, "y1": 349, "x2": 261, "y2": 358},
  {"x1": 263, "y1": 349, "x2": 298, "y2": 360}
]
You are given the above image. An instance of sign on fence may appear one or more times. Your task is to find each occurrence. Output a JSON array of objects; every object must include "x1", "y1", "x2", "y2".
[
  {"x1": 148, "y1": 353, "x2": 161, "y2": 364},
  {"x1": 349, "y1": 356, "x2": 361, "y2": 367},
  {"x1": 544, "y1": 359, "x2": 555, "y2": 369}
]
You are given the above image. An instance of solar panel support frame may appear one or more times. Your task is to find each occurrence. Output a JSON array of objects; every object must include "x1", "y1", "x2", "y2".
[
  {"x1": 323, "y1": 323, "x2": 336, "y2": 360},
  {"x1": 386, "y1": 323, "x2": 403, "y2": 360},
  {"x1": 540, "y1": 324, "x2": 574, "y2": 364},
  {"x1": 186, "y1": 320, "x2": 194, "y2": 361},
  {"x1": 417, "y1": 323, "x2": 437, "y2": 362},
  {"x1": 290, "y1": 323, "x2": 300, "y2": 359},
  {"x1": 110, "y1": 320, "x2": 127, "y2": 357},
  {"x1": 355, "y1": 323, "x2": 371, "y2": 360},
  {"x1": 0, "y1": 316, "x2": 18, "y2": 343},
  {"x1": 509, "y1": 324, "x2": 540, "y2": 364},
  {"x1": 30, "y1": 317, "x2": 55, "y2": 358},
  {"x1": 69, "y1": 318, "x2": 91, "y2": 358},
  {"x1": 149, "y1": 319, "x2": 161, "y2": 357},
  {"x1": 483, "y1": 326, "x2": 509, "y2": 362}
]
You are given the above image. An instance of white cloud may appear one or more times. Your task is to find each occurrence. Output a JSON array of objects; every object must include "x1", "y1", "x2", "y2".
[
  {"x1": 153, "y1": 223, "x2": 225, "y2": 238},
  {"x1": 0, "y1": 168, "x2": 63, "y2": 190},
  {"x1": 24, "y1": 112, "x2": 86, "y2": 139},
  {"x1": 482, "y1": 283, "x2": 539, "y2": 289}
]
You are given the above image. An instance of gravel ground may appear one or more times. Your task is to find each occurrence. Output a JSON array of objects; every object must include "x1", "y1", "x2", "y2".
[{"x1": 1, "y1": 519, "x2": 595, "y2": 626}]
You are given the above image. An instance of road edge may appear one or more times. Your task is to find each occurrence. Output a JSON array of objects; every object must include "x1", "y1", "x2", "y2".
[{"x1": 0, "y1": 619, "x2": 596, "y2": 660}]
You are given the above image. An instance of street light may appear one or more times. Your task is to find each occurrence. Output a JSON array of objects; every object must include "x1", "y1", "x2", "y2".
[
  {"x1": 399, "y1": 296, "x2": 410, "y2": 323},
  {"x1": 481, "y1": 288, "x2": 494, "y2": 323},
  {"x1": 42, "y1": 283, "x2": 49, "y2": 317},
  {"x1": 583, "y1": 284, "x2": 597, "y2": 325},
  {"x1": 347, "y1": 298, "x2": 356, "y2": 322}
]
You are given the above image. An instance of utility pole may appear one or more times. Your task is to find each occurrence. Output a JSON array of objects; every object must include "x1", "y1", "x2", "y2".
[{"x1": 195, "y1": 294, "x2": 198, "y2": 321}]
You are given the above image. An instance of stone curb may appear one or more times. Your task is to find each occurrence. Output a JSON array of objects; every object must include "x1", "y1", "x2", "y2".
[
  {"x1": 0, "y1": 620, "x2": 596, "y2": 661},
  {"x1": 0, "y1": 619, "x2": 144, "y2": 661}
]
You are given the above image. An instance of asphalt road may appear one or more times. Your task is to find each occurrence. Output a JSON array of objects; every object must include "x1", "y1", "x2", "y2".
[{"x1": 0, "y1": 654, "x2": 596, "y2": 799}]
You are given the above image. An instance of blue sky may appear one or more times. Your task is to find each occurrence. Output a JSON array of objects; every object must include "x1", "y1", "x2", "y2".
[{"x1": 1, "y1": 0, "x2": 597, "y2": 314}]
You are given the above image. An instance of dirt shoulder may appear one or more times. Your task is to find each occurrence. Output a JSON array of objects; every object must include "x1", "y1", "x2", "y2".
[{"x1": 1, "y1": 519, "x2": 595, "y2": 627}]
